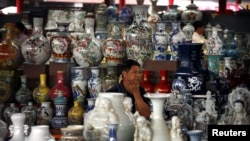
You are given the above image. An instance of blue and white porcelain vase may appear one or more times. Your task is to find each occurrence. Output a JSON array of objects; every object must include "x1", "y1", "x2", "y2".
[
  {"x1": 88, "y1": 67, "x2": 103, "y2": 98},
  {"x1": 152, "y1": 22, "x2": 169, "y2": 60},
  {"x1": 51, "y1": 93, "x2": 68, "y2": 129},
  {"x1": 37, "y1": 102, "x2": 53, "y2": 126},
  {"x1": 168, "y1": 22, "x2": 186, "y2": 61},
  {"x1": 107, "y1": 123, "x2": 119, "y2": 141},
  {"x1": 172, "y1": 76, "x2": 187, "y2": 92},
  {"x1": 71, "y1": 66, "x2": 89, "y2": 106},
  {"x1": 15, "y1": 75, "x2": 33, "y2": 105}
]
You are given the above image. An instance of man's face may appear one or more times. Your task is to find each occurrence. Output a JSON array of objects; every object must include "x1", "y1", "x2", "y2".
[{"x1": 123, "y1": 65, "x2": 142, "y2": 85}]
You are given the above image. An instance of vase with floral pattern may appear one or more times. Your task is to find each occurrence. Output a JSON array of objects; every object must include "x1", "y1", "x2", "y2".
[
  {"x1": 88, "y1": 67, "x2": 103, "y2": 98},
  {"x1": 152, "y1": 22, "x2": 169, "y2": 60},
  {"x1": 125, "y1": 5, "x2": 153, "y2": 68},
  {"x1": 21, "y1": 17, "x2": 51, "y2": 65},
  {"x1": 33, "y1": 74, "x2": 50, "y2": 104},
  {"x1": 168, "y1": 22, "x2": 186, "y2": 61},
  {"x1": 71, "y1": 66, "x2": 89, "y2": 106},
  {"x1": 162, "y1": 5, "x2": 181, "y2": 23},
  {"x1": 181, "y1": 3, "x2": 202, "y2": 24},
  {"x1": 37, "y1": 102, "x2": 53, "y2": 126},
  {"x1": 3, "y1": 103, "x2": 19, "y2": 126},
  {"x1": 50, "y1": 22, "x2": 73, "y2": 63},
  {"x1": 68, "y1": 101, "x2": 84, "y2": 125},
  {"x1": 72, "y1": 12, "x2": 103, "y2": 67},
  {"x1": 206, "y1": 27, "x2": 222, "y2": 55},
  {"x1": 103, "y1": 65, "x2": 118, "y2": 92}
]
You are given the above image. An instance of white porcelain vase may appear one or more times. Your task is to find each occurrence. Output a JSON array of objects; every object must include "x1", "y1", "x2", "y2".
[
  {"x1": 28, "y1": 125, "x2": 55, "y2": 141},
  {"x1": 144, "y1": 94, "x2": 171, "y2": 141},
  {"x1": 9, "y1": 113, "x2": 28, "y2": 141}
]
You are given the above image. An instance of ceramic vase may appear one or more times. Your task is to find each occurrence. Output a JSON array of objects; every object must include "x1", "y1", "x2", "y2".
[
  {"x1": 27, "y1": 125, "x2": 55, "y2": 141},
  {"x1": 148, "y1": 0, "x2": 160, "y2": 33},
  {"x1": 84, "y1": 93, "x2": 135, "y2": 141},
  {"x1": 126, "y1": 5, "x2": 153, "y2": 68},
  {"x1": 107, "y1": 0, "x2": 118, "y2": 23},
  {"x1": 172, "y1": 76, "x2": 187, "y2": 92},
  {"x1": 33, "y1": 74, "x2": 50, "y2": 104},
  {"x1": 87, "y1": 67, "x2": 103, "y2": 98},
  {"x1": 181, "y1": 4, "x2": 202, "y2": 24},
  {"x1": 49, "y1": 71, "x2": 71, "y2": 101},
  {"x1": 107, "y1": 123, "x2": 119, "y2": 141},
  {"x1": 152, "y1": 22, "x2": 169, "y2": 60},
  {"x1": 103, "y1": 65, "x2": 118, "y2": 92},
  {"x1": 0, "y1": 23, "x2": 23, "y2": 70},
  {"x1": 37, "y1": 102, "x2": 53, "y2": 126},
  {"x1": 182, "y1": 23, "x2": 195, "y2": 42},
  {"x1": 68, "y1": 101, "x2": 84, "y2": 125},
  {"x1": 8, "y1": 113, "x2": 28, "y2": 141},
  {"x1": 144, "y1": 94, "x2": 171, "y2": 141},
  {"x1": 187, "y1": 130, "x2": 203, "y2": 141},
  {"x1": 95, "y1": 3, "x2": 108, "y2": 33},
  {"x1": 51, "y1": 94, "x2": 68, "y2": 129},
  {"x1": 73, "y1": 12, "x2": 103, "y2": 67},
  {"x1": 71, "y1": 66, "x2": 89, "y2": 106},
  {"x1": 206, "y1": 27, "x2": 222, "y2": 55},
  {"x1": 207, "y1": 55, "x2": 221, "y2": 81},
  {"x1": 21, "y1": 17, "x2": 51, "y2": 65},
  {"x1": 3, "y1": 103, "x2": 19, "y2": 126},
  {"x1": 50, "y1": 22, "x2": 73, "y2": 63},
  {"x1": 154, "y1": 70, "x2": 171, "y2": 93},
  {"x1": 15, "y1": 75, "x2": 33, "y2": 105},
  {"x1": 168, "y1": 22, "x2": 186, "y2": 61},
  {"x1": 162, "y1": 5, "x2": 181, "y2": 22},
  {"x1": 102, "y1": 21, "x2": 127, "y2": 66},
  {"x1": 224, "y1": 57, "x2": 232, "y2": 74},
  {"x1": 227, "y1": 32, "x2": 239, "y2": 60},
  {"x1": 141, "y1": 70, "x2": 154, "y2": 93},
  {"x1": 21, "y1": 102, "x2": 37, "y2": 126}
]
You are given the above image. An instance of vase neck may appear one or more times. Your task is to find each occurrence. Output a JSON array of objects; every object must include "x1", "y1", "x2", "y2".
[
  {"x1": 40, "y1": 74, "x2": 47, "y2": 86},
  {"x1": 150, "y1": 98, "x2": 166, "y2": 119},
  {"x1": 20, "y1": 76, "x2": 27, "y2": 87}
]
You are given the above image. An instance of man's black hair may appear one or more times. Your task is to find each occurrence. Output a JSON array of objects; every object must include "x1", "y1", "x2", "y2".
[
  {"x1": 192, "y1": 20, "x2": 204, "y2": 31},
  {"x1": 120, "y1": 59, "x2": 140, "y2": 72}
]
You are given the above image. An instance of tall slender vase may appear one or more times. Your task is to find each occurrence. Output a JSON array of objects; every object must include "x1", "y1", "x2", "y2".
[
  {"x1": 21, "y1": 102, "x2": 37, "y2": 126},
  {"x1": 87, "y1": 67, "x2": 103, "y2": 98},
  {"x1": 154, "y1": 70, "x2": 171, "y2": 93},
  {"x1": 21, "y1": 17, "x2": 51, "y2": 65},
  {"x1": 152, "y1": 22, "x2": 169, "y2": 60},
  {"x1": 144, "y1": 94, "x2": 171, "y2": 141},
  {"x1": 71, "y1": 66, "x2": 89, "y2": 106},
  {"x1": 140, "y1": 70, "x2": 154, "y2": 93},
  {"x1": 207, "y1": 55, "x2": 221, "y2": 81},
  {"x1": 33, "y1": 74, "x2": 50, "y2": 104},
  {"x1": 168, "y1": 22, "x2": 186, "y2": 61}
]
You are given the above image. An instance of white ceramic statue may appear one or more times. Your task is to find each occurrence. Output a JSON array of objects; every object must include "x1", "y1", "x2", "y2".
[
  {"x1": 170, "y1": 116, "x2": 184, "y2": 141},
  {"x1": 84, "y1": 97, "x2": 119, "y2": 140},
  {"x1": 134, "y1": 116, "x2": 152, "y2": 141},
  {"x1": 203, "y1": 91, "x2": 217, "y2": 115},
  {"x1": 123, "y1": 97, "x2": 136, "y2": 124}
]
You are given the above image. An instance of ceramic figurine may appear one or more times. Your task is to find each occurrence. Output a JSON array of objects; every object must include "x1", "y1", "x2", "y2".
[
  {"x1": 134, "y1": 116, "x2": 152, "y2": 141},
  {"x1": 203, "y1": 91, "x2": 217, "y2": 119},
  {"x1": 123, "y1": 97, "x2": 136, "y2": 124},
  {"x1": 84, "y1": 97, "x2": 119, "y2": 140},
  {"x1": 170, "y1": 116, "x2": 184, "y2": 141}
]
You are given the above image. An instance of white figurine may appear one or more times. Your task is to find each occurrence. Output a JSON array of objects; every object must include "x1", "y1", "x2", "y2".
[
  {"x1": 170, "y1": 116, "x2": 184, "y2": 141},
  {"x1": 134, "y1": 116, "x2": 152, "y2": 141},
  {"x1": 84, "y1": 97, "x2": 119, "y2": 140},
  {"x1": 123, "y1": 97, "x2": 136, "y2": 124},
  {"x1": 204, "y1": 91, "x2": 217, "y2": 115}
]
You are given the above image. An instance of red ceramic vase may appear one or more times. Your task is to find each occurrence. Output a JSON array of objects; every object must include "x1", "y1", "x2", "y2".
[
  {"x1": 140, "y1": 70, "x2": 154, "y2": 93},
  {"x1": 154, "y1": 70, "x2": 171, "y2": 93},
  {"x1": 49, "y1": 71, "x2": 71, "y2": 101}
]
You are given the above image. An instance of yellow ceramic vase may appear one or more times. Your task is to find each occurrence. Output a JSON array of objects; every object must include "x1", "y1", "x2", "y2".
[
  {"x1": 68, "y1": 101, "x2": 84, "y2": 125},
  {"x1": 33, "y1": 74, "x2": 50, "y2": 103}
]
